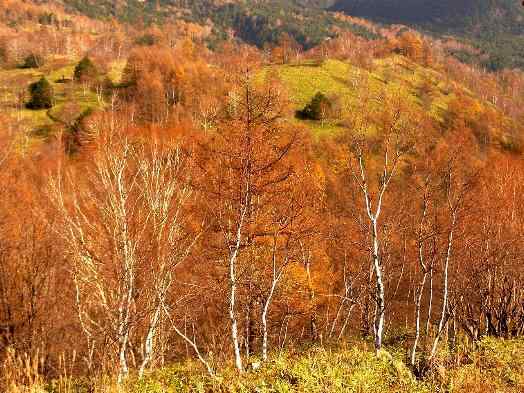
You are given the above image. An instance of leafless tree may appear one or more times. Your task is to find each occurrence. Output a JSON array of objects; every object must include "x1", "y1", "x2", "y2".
[
  {"x1": 348, "y1": 125, "x2": 408, "y2": 353},
  {"x1": 49, "y1": 117, "x2": 199, "y2": 381}
]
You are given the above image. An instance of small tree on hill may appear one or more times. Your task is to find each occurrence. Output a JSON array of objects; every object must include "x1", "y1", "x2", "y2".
[
  {"x1": 26, "y1": 77, "x2": 54, "y2": 109},
  {"x1": 74, "y1": 56, "x2": 98, "y2": 83},
  {"x1": 298, "y1": 92, "x2": 336, "y2": 122},
  {"x1": 22, "y1": 53, "x2": 44, "y2": 69}
]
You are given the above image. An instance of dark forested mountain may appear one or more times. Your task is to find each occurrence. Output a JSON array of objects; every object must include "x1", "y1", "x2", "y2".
[
  {"x1": 331, "y1": 0, "x2": 524, "y2": 69},
  {"x1": 331, "y1": 0, "x2": 483, "y2": 24},
  {"x1": 60, "y1": 0, "x2": 374, "y2": 48},
  {"x1": 56, "y1": 0, "x2": 524, "y2": 69}
]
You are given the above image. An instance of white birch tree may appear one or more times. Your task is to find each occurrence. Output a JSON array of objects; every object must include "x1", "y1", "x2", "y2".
[{"x1": 49, "y1": 117, "x2": 199, "y2": 381}]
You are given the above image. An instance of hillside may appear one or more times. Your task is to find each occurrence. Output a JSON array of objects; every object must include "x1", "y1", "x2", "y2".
[
  {"x1": 60, "y1": 0, "x2": 376, "y2": 48},
  {"x1": 330, "y1": 0, "x2": 524, "y2": 69},
  {"x1": 1, "y1": 1, "x2": 524, "y2": 392},
  {"x1": 8, "y1": 0, "x2": 522, "y2": 70},
  {"x1": 262, "y1": 56, "x2": 456, "y2": 136}
]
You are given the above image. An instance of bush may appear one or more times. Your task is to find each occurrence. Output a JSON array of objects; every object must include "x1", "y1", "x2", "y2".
[
  {"x1": 297, "y1": 92, "x2": 338, "y2": 121},
  {"x1": 135, "y1": 33, "x2": 161, "y2": 46},
  {"x1": 74, "y1": 56, "x2": 98, "y2": 83},
  {"x1": 436, "y1": 338, "x2": 524, "y2": 392},
  {"x1": 38, "y1": 12, "x2": 57, "y2": 26},
  {"x1": 21, "y1": 53, "x2": 44, "y2": 69},
  {"x1": 6, "y1": 339, "x2": 523, "y2": 392},
  {"x1": 26, "y1": 77, "x2": 53, "y2": 109}
]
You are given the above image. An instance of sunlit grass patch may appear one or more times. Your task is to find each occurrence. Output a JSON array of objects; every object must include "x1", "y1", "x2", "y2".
[
  {"x1": 0, "y1": 56, "x2": 105, "y2": 136},
  {"x1": 108, "y1": 59, "x2": 127, "y2": 84},
  {"x1": 263, "y1": 55, "x2": 463, "y2": 136},
  {"x1": 268, "y1": 59, "x2": 356, "y2": 109}
]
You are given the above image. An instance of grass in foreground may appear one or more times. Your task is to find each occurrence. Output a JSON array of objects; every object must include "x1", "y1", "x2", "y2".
[{"x1": 5, "y1": 337, "x2": 521, "y2": 393}]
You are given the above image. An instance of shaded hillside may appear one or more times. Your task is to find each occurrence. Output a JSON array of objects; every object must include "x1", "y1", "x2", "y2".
[
  {"x1": 60, "y1": 0, "x2": 376, "y2": 48},
  {"x1": 331, "y1": 0, "x2": 483, "y2": 25},
  {"x1": 331, "y1": 0, "x2": 524, "y2": 70}
]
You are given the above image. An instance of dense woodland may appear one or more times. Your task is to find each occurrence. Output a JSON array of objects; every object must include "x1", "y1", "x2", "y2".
[{"x1": 0, "y1": 1, "x2": 523, "y2": 391}]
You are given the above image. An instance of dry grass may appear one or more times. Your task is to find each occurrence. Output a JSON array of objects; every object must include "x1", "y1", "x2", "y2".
[
  {"x1": 1, "y1": 348, "x2": 45, "y2": 393},
  {"x1": 2, "y1": 338, "x2": 522, "y2": 393}
]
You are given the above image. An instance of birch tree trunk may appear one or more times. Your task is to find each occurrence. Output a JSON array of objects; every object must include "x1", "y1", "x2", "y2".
[
  {"x1": 349, "y1": 122, "x2": 405, "y2": 353},
  {"x1": 371, "y1": 219, "x2": 385, "y2": 353},
  {"x1": 229, "y1": 209, "x2": 245, "y2": 373},
  {"x1": 139, "y1": 304, "x2": 161, "y2": 377},
  {"x1": 430, "y1": 211, "x2": 456, "y2": 360},
  {"x1": 50, "y1": 123, "x2": 198, "y2": 381},
  {"x1": 411, "y1": 272, "x2": 427, "y2": 366},
  {"x1": 261, "y1": 274, "x2": 280, "y2": 361},
  {"x1": 425, "y1": 268, "x2": 433, "y2": 335},
  {"x1": 305, "y1": 256, "x2": 318, "y2": 341}
]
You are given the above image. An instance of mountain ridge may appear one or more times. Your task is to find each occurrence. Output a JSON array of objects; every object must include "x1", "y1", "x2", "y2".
[{"x1": 3, "y1": 0, "x2": 523, "y2": 70}]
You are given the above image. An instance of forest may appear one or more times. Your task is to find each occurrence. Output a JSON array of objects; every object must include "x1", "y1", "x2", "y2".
[
  {"x1": 331, "y1": 0, "x2": 524, "y2": 70},
  {"x1": 0, "y1": 0, "x2": 523, "y2": 392}
]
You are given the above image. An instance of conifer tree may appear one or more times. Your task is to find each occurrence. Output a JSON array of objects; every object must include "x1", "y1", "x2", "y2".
[
  {"x1": 74, "y1": 56, "x2": 98, "y2": 83},
  {"x1": 22, "y1": 53, "x2": 44, "y2": 69},
  {"x1": 299, "y1": 92, "x2": 333, "y2": 121},
  {"x1": 26, "y1": 77, "x2": 53, "y2": 109}
]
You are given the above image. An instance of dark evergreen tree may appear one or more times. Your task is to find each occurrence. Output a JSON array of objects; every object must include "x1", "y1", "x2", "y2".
[
  {"x1": 22, "y1": 53, "x2": 44, "y2": 69},
  {"x1": 26, "y1": 77, "x2": 54, "y2": 109},
  {"x1": 298, "y1": 92, "x2": 332, "y2": 121},
  {"x1": 74, "y1": 56, "x2": 98, "y2": 82}
]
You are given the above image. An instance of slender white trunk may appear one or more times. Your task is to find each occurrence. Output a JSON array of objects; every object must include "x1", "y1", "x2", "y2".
[
  {"x1": 425, "y1": 268, "x2": 433, "y2": 335},
  {"x1": 116, "y1": 166, "x2": 134, "y2": 383},
  {"x1": 353, "y1": 143, "x2": 399, "y2": 355},
  {"x1": 372, "y1": 219, "x2": 385, "y2": 353},
  {"x1": 117, "y1": 318, "x2": 129, "y2": 383},
  {"x1": 261, "y1": 307, "x2": 269, "y2": 361},
  {"x1": 139, "y1": 304, "x2": 161, "y2": 377},
  {"x1": 330, "y1": 300, "x2": 345, "y2": 338},
  {"x1": 430, "y1": 214, "x2": 455, "y2": 360},
  {"x1": 261, "y1": 278, "x2": 278, "y2": 361},
  {"x1": 411, "y1": 272, "x2": 428, "y2": 366},
  {"x1": 229, "y1": 219, "x2": 244, "y2": 372},
  {"x1": 332, "y1": 266, "x2": 354, "y2": 339},
  {"x1": 305, "y1": 257, "x2": 318, "y2": 340},
  {"x1": 172, "y1": 323, "x2": 215, "y2": 377},
  {"x1": 117, "y1": 259, "x2": 133, "y2": 383},
  {"x1": 338, "y1": 304, "x2": 355, "y2": 341},
  {"x1": 229, "y1": 252, "x2": 243, "y2": 372}
]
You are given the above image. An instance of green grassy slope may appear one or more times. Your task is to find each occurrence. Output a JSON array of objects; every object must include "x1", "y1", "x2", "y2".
[
  {"x1": 0, "y1": 56, "x2": 125, "y2": 145},
  {"x1": 262, "y1": 56, "x2": 457, "y2": 136}
]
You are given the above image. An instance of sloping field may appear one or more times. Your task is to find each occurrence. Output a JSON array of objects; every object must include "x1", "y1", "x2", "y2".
[{"x1": 261, "y1": 56, "x2": 458, "y2": 136}]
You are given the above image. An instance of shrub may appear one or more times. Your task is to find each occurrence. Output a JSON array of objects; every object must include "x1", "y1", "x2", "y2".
[
  {"x1": 38, "y1": 12, "x2": 57, "y2": 26},
  {"x1": 74, "y1": 56, "x2": 98, "y2": 83},
  {"x1": 21, "y1": 53, "x2": 44, "y2": 69},
  {"x1": 26, "y1": 77, "x2": 53, "y2": 109},
  {"x1": 297, "y1": 92, "x2": 338, "y2": 121}
]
